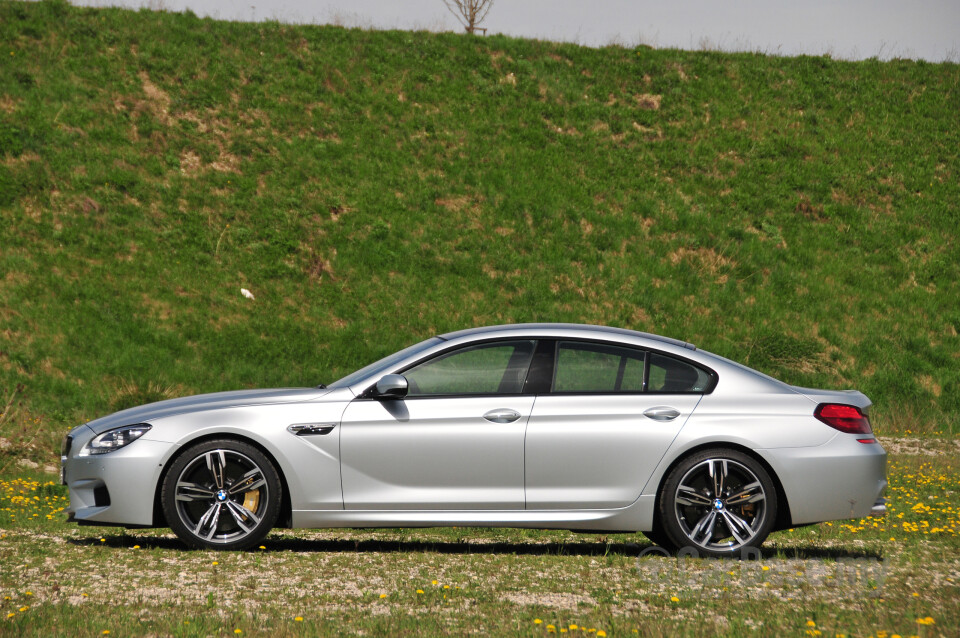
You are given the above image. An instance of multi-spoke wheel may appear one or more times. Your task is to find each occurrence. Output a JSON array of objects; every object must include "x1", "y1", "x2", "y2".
[
  {"x1": 659, "y1": 449, "x2": 777, "y2": 558},
  {"x1": 162, "y1": 439, "x2": 281, "y2": 550}
]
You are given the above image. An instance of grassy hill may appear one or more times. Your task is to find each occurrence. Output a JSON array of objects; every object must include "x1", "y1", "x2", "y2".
[{"x1": 1, "y1": 0, "x2": 958, "y2": 461}]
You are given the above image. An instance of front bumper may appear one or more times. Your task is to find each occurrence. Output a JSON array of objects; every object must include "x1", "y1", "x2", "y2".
[{"x1": 62, "y1": 434, "x2": 173, "y2": 527}]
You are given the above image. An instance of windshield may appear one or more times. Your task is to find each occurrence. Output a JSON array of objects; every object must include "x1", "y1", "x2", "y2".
[{"x1": 326, "y1": 337, "x2": 444, "y2": 389}]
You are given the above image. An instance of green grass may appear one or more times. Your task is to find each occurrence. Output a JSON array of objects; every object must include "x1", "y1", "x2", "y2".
[
  {"x1": 0, "y1": 1, "x2": 958, "y2": 455},
  {"x1": 2, "y1": 451, "x2": 958, "y2": 636}
]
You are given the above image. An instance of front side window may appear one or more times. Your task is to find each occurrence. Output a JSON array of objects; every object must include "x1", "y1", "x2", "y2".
[
  {"x1": 403, "y1": 340, "x2": 536, "y2": 397},
  {"x1": 553, "y1": 341, "x2": 645, "y2": 393}
]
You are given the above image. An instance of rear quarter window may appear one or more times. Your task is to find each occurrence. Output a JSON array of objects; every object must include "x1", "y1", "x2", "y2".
[{"x1": 648, "y1": 352, "x2": 714, "y2": 393}]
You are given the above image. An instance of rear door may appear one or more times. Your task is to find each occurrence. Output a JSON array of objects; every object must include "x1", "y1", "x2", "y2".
[{"x1": 525, "y1": 342, "x2": 707, "y2": 509}]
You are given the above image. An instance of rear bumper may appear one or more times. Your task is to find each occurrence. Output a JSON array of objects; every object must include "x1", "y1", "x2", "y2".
[{"x1": 762, "y1": 435, "x2": 887, "y2": 526}]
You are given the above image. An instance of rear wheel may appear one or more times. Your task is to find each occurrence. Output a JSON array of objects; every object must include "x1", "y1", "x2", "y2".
[
  {"x1": 162, "y1": 439, "x2": 281, "y2": 550},
  {"x1": 640, "y1": 526, "x2": 676, "y2": 551},
  {"x1": 659, "y1": 448, "x2": 777, "y2": 558}
]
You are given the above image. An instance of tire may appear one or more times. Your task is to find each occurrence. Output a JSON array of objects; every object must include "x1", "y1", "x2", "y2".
[
  {"x1": 658, "y1": 448, "x2": 777, "y2": 558},
  {"x1": 640, "y1": 526, "x2": 676, "y2": 551},
  {"x1": 162, "y1": 439, "x2": 282, "y2": 550}
]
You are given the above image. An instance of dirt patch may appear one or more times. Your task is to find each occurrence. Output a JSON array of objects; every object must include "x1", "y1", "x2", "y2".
[
  {"x1": 209, "y1": 151, "x2": 241, "y2": 174},
  {"x1": 502, "y1": 592, "x2": 596, "y2": 609},
  {"x1": 179, "y1": 150, "x2": 201, "y2": 176},
  {"x1": 668, "y1": 246, "x2": 732, "y2": 280},
  {"x1": 668, "y1": 62, "x2": 689, "y2": 82},
  {"x1": 138, "y1": 71, "x2": 173, "y2": 126},
  {"x1": 878, "y1": 437, "x2": 960, "y2": 456},
  {"x1": 631, "y1": 121, "x2": 662, "y2": 139},
  {"x1": 635, "y1": 94, "x2": 662, "y2": 110},
  {"x1": 917, "y1": 375, "x2": 942, "y2": 397},
  {"x1": 0, "y1": 95, "x2": 21, "y2": 113},
  {"x1": 435, "y1": 196, "x2": 471, "y2": 212}
]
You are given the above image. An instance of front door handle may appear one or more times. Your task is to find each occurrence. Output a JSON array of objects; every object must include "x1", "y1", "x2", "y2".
[
  {"x1": 483, "y1": 408, "x2": 521, "y2": 424},
  {"x1": 643, "y1": 406, "x2": 681, "y2": 422}
]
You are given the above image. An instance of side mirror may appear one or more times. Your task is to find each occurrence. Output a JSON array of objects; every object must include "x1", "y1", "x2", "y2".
[{"x1": 373, "y1": 374, "x2": 408, "y2": 399}]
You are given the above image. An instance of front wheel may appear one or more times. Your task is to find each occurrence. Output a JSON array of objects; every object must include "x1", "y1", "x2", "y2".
[
  {"x1": 162, "y1": 439, "x2": 282, "y2": 550},
  {"x1": 658, "y1": 449, "x2": 777, "y2": 558}
]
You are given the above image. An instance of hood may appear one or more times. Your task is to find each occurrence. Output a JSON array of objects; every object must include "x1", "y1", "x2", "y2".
[
  {"x1": 85, "y1": 387, "x2": 330, "y2": 434},
  {"x1": 789, "y1": 386, "x2": 872, "y2": 411}
]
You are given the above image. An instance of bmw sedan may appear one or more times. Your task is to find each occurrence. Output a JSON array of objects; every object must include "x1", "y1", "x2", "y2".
[{"x1": 62, "y1": 323, "x2": 887, "y2": 556}]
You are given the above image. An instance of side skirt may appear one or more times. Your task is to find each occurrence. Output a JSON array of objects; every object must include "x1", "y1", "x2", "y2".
[{"x1": 291, "y1": 495, "x2": 656, "y2": 532}]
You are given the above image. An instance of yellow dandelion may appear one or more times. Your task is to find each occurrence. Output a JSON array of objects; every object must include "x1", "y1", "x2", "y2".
[
  {"x1": 379, "y1": 593, "x2": 387, "y2": 599},
  {"x1": 416, "y1": 589, "x2": 424, "y2": 594},
  {"x1": 762, "y1": 565, "x2": 770, "y2": 571},
  {"x1": 102, "y1": 632, "x2": 110, "y2": 636},
  {"x1": 259, "y1": 545, "x2": 266, "y2": 550},
  {"x1": 570, "y1": 624, "x2": 578, "y2": 630},
  {"x1": 547, "y1": 625, "x2": 556, "y2": 633},
  {"x1": 212, "y1": 561, "x2": 219, "y2": 566},
  {"x1": 598, "y1": 632, "x2": 607, "y2": 637},
  {"x1": 534, "y1": 619, "x2": 543, "y2": 624},
  {"x1": 916, "y1": 617, "x2": 935, "y2": 625},
  {"x1": 807, "y1": 621, "x2": 817, "y2": 627},
  {"x1": 18, "y1": 607, "x2": 27, "y2": 612},
  {"x1": 431, "y1": 580, "x2": 438, "y2": 585},
  {"x1": 6, "y1": 613, "x2": 14, "y2": 619},
  {"x1": 132, "y1": 545, "x2": 140, "y2": 549},
  {"x1": 234, "y1": 630, "x2": 242, "y2": 635},
  {"x1": 294, "y1": 616, "x2": 303, "y2": 622},
  {"x1": 671, "y1": 596, "x2": 680, "y2": 602}
]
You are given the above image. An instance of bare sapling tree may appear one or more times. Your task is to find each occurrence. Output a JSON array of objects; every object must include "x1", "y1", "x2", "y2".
[{"x1": 442, "y1": 0, "x2": 495, "y2": 34}]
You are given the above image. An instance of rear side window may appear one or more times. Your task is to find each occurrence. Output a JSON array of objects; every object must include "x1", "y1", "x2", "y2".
[
  {"x1": 648, "y1": 352, "x2": 712, "y2": 393},
  {"x1": 553, "y1": 341, "x2": 646, "y2": 393}
]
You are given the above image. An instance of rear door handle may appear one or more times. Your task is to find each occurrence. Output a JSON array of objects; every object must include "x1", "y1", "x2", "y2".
[
  {"x1": 483, "y1": 408, "x2": 521, "y2": 424},
  {"x1": 643, "y1": 406, "x2": 681, "y2": 422}
]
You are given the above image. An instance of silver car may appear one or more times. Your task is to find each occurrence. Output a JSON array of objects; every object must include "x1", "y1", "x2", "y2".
[{"x1": 62, "y1": 324, "x2": 887, "y2": 556}]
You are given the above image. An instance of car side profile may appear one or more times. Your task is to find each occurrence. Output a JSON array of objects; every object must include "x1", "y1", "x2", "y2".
[{"x1": 62, "y1": 323, "x2": 887, "y2": 556}]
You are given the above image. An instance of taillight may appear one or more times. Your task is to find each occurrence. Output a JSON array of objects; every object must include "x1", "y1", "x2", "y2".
[{"x1": 814, "y1": 403, "x2": 872, "y2": 435}]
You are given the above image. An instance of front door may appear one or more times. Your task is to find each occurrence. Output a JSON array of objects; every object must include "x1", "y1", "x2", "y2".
[{"x1": 339, "y1": 339, "x2": 537, "y2": 510}]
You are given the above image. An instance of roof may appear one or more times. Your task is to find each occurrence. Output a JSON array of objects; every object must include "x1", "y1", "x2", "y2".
[{"x1": 436, "y1": 323, "x2": 697, "y2": 351}]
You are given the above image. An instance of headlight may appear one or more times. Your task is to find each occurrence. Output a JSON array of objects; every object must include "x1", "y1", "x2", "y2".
[{"x1": 80, "y1": 424, "x2": 152, "y2": 456}]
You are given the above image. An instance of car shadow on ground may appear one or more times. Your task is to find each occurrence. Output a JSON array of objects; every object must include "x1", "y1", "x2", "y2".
[{"x1": 68, "y1": 535, "x2": 883, "y2": 560}]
